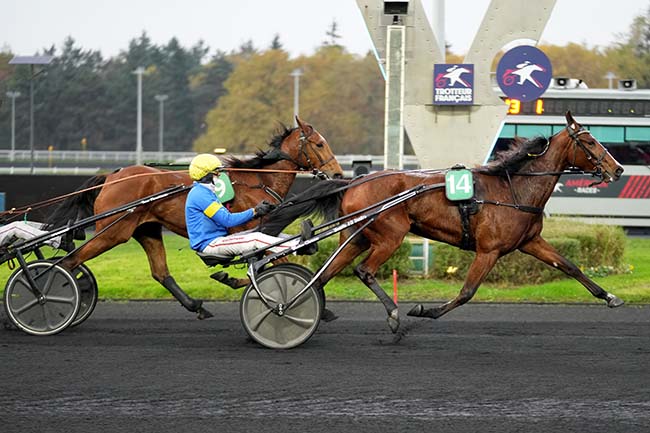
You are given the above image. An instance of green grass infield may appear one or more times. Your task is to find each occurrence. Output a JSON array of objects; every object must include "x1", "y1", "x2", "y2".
[{"x1": 1, "y1": 234, "x2": 648, "y2": 305}]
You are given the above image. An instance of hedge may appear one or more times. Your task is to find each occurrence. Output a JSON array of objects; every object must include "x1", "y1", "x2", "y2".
[
  {"x1": 303, "y1": 237, "x2": 413, "y2": 279},
  {"x1": 286, "y1": 218, "x2": 625, "y2": 285},
  {"x1": 430, "y1": 219, "x2": 627, "y2": 285}
]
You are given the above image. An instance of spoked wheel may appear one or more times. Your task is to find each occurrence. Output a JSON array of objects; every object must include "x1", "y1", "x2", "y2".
[
  {"x1": 41, "y1": 258, "x2": 98, "y2": 327},
  {"x1": 240, "y1": 264, "x2": 322, "y2": 349},
  {"x1": 3, "y1": 260, "x2": 80, "y2": 336},
  {"x1": 69, "y1": 264, "x2": 98, "y2": 327}
]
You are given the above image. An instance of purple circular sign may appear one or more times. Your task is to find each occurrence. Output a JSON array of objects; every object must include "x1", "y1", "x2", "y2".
[{"x1": 496, "y1": 45, "x2": 552, "y2": 102}]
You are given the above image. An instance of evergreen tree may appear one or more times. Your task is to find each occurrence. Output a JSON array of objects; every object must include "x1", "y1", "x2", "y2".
[
  {"x1": 100, "y1": 33, "x2": 161, "y2": 151},
  {"x1": 323, "y1": 20, "x2": 342, "y2": 47},
  {"x1": 616, "y1": 7, "x2": 650, "y2": 87},
  {"x1": 189, "y1": 51, "x2": 233, "y2": 141},
  {"x1": 270, "y1": 34, "x2": 283, "y2": 51}
]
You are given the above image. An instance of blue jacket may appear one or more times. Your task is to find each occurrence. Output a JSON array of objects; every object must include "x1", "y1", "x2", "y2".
[{"x1": 185, "y1": 183, "x2": 254, "y2": 251}]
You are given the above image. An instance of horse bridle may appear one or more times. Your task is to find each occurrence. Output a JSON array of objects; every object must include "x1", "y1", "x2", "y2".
[
  {"x1": 296, "y1": 129, "x2": 336, "y2": 174},
  {"x1": 473, "y1": 125, "x2": 611, "y2": 214},
  {"x1": 567, "y1": 125, "x2": 609, "y2": 179},
  {"x1": 231, "y1": 128, "x2": 336, "y2": 203}
]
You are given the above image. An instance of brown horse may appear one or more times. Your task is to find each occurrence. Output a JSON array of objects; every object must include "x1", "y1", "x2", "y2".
[
  {"x1": 47, "y1": 117, "x2": 342, "y2": 318},
  {"x1": 262, "y1": 112, "x2": 625, "y2": 332}
]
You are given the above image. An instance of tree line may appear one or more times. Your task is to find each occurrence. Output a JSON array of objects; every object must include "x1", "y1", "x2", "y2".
[{"x1": 1, "y1": 6, "x2": 650, "y2": 156}]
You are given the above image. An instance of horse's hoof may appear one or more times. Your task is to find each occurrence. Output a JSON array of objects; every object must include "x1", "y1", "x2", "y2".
[
  {"x1": 606, "y1": 294, "x2": 624, "y2": 308},
  {"x1": 407, "y1": 304, "x2": 424, "y2": 317},
  {"x1": 321, "y1": 308, "x2": 338, "y2": 322},
  {"x1": 387, "y1": 309, "x2": 400, "y2": 334},
  {"x1": 197, "y1": 307, "x2": 214, "y2": 320}
]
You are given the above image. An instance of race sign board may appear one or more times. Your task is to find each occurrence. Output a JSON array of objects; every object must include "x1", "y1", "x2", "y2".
[
  {"x1": 433, "y1": 64, "x2": 474, "y2": 105},
  {"x1": 214, "y1": 172, "x2": 235, "y2": 203},
  {"x1": 496, "y1": 46, "x2": 552, "y2": 102},
  {"x1": 445, "y1": 169, "x2": 474, "y2": 201}
]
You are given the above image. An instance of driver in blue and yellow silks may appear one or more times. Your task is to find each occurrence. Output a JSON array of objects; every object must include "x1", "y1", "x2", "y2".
[{"x1": 185, "y1": 153, "x2": 313, "y2": 257}]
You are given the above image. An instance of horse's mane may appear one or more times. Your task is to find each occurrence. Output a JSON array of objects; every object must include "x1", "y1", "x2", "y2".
[
  {"x1": 484, "y1": 136, "x2": 549, "y2": 174},
  {"x1": 221, "y1": 125, "x2": 295, "y2": 169}
]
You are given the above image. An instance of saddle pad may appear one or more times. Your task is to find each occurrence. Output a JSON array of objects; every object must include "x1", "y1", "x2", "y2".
[{"x1": 445, "y1": 168, "x2": 474, "y2": 201}]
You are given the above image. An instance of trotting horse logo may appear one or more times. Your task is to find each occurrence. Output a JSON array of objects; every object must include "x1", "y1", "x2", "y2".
[
  {"x1": 433, "y1": 63, "x2": 474, "y2": 105},
  {"x1": 497, "y1": 46, "x2": 552, "y2": 102}
]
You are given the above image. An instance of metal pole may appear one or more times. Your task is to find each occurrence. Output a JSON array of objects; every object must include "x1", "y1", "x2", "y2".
[
  {"x1": 29, "y1": 65, "x2": 35, "y2": 174},
  {"x1": 158, "y1": 98, "x2": 163, "y2": 157},
  {"x1": 432, "y1": 0, "x2": 446, "y2": 61},
  {"x1": 133, "y1": 67, "x2": 145, "y2": 165},
  {"x1": 155, "y1": 94, "x2": 168, "y2": 160},
  {"x1": 290, "y1": 68, "x2": 303, "y2": 127},
  {"x1": 6, "y1": 91, "x2": 20, "y2": 162},
  {"x1": 8, "y1": 55, "x2": 53, "y2": 172},
  {"x1": 384, "y1": 26, "x2": 405, "y2": 170}
]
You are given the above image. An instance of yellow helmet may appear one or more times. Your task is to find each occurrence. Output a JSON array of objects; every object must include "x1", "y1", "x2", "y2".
[{"x1": 189, "y1": 153, "x2": 222, "y2": 181}]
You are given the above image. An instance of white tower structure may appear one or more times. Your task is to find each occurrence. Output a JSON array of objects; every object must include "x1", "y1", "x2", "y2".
[{"x1": 357, "y1": 0, "x2": 557, "y2": 168}]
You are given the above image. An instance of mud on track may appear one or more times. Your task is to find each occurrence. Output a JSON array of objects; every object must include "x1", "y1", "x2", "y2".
[{"x1": 1, "y1": 301, "x2": 649, "y2": 433}]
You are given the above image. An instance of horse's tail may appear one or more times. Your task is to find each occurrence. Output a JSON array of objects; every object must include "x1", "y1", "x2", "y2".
[
  {"x1": 259, "y1": 179, "x2": 350, "y2": 236},
  {"x1": 45, "y1": 174, "x2": 108, "y2": 230}
]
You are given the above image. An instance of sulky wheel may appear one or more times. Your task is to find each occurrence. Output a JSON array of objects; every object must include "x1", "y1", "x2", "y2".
[
  {"x1": 277, "y1": 263, "x2": 326, "y2": 308},
  {"x1": 69, "y1": 263, "x2": 98, "y2": 327},
  {"x1": 240, "y1": 263, "x2": 322, "y2": 349},
  {"x1": 3, "y1": 260, "x2": 80, "y2": 336},
  {"x1": 39, "y1": 259, "x2": 98, "y2": 328}
]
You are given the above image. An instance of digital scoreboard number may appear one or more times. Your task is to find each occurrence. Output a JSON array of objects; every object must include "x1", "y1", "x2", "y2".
[
  {"x1": 503, "y1": 98, "x2": 650, "y2": 117},
  {"x1": 505, "y1": 98, "x2": 544, "y2": 115}
]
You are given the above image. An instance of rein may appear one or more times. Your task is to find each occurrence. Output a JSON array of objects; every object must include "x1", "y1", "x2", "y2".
[
  {"x1": 276, "y1": 169, "x2": 426, "y2": 210},
  {"x1": 0, "y1": 170, "x2": 190, "y2": 220},
  {"x1": 231, "y1": 172, "x2": 285, "y2": 204},
  {"x1": 0, "y1": 166, "x2": 328, "y2": 221}
]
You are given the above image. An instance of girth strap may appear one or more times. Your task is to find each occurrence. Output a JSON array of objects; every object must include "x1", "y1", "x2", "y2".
[{"x1": 457, "y1": 200, "x2": 478, "y2": 251}]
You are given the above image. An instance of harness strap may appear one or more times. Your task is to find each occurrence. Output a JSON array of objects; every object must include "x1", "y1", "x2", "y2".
[
  {"x1": 457, "y1": 201, "x2": 477, "y2": 251},
  {"x1": 261, "y1": 185, "x2": 283, "y2": 204},
  {"x1": 474, "y1": 199, "x2": 543, "y2": 214}
]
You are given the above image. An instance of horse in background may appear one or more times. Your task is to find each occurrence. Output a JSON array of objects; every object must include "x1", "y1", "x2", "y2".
[
  {"x1": 47, "y1": 117, "x2": 343, "y2": 319},
  {"x1": 261, "y1": 112, "x2": 625, "y2": 332}
]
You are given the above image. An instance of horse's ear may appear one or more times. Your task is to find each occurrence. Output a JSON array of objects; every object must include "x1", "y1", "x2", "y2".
[
  {"x1": 296, "y1": 116, "x2": 313, "y2": 136},
  {"x1": 565, "y1": 111, "x2": 580, "y2": 131}
]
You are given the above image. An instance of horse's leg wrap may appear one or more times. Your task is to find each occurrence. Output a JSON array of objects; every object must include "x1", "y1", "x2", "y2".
[
  {"x1": 161, "y1": 276, "x2": 213, "y2": 319},
  {"x1": 210, "y1": 271, "x2": 248, "y2": 289},
  {"x1": 354, "y1": 265, "x2": 399, "y2": 333},
  {"x1": 407, "y1": 304, "x2": 439, "y2": 319},
  {"x1": 312, "y1": 279, "x2": 338, "y2": 323}
]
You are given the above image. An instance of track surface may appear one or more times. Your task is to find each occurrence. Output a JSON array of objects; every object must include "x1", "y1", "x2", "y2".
[{"x1": 1, "y1": 301, "x2": 649, "y2": 433}]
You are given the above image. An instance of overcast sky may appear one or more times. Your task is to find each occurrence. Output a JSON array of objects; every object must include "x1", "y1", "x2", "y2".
[{"x1": 2, "y1": 0, "x2": 648, "y2": 59}]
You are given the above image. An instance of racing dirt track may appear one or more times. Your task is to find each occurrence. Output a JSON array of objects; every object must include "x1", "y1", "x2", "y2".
[{"x1": 1, "y1": 301, "x2": 649, "y2": 433}]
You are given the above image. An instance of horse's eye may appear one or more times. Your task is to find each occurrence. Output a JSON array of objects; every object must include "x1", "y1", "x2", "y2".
[{"x1": 316, "y1": 142, "x2": 324, "y2": 148}]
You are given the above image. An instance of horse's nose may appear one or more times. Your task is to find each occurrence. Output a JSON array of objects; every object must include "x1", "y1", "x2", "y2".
[{"x1": 614, "y1": 166, "x2": 624, "y2": 180}]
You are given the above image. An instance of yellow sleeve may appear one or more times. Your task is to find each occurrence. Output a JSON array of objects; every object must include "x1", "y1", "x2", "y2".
[{"x1": 203, "y1": 201, "x2": 222, "y2": 218}]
